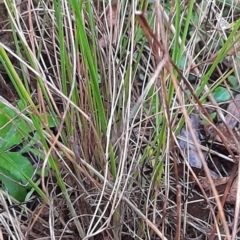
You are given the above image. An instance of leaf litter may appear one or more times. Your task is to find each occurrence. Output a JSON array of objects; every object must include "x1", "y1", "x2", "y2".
[
  {"x1": 178, "y1": 114, "x2": 204, "y2": 169},
  {"x1": 205, "y1": 94, "x2": 240, "y2": 149},
  {"x1": 179, "y1": 95, "x2": 240, "y2": 204}
]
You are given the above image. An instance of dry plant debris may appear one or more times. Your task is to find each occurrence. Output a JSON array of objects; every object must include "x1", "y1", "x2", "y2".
[
  {"x1": 199, "y1": 176, "x2": 238, "y2": 204},
  {"x1": 179, "y1": 95, "x2": 240, "y2": 204},
  {"x1": 99, "y1": 1, "x2": 119, "y2": 48},
  {"x1": 205, "y1": 94, "x2": 240, "y2": 149},
  {"x1": 0, "y1": 0, "x2": 240, "y2": 239},
  {"x1": 178, "y1": 114, "x2": 204, "y2": 169}
]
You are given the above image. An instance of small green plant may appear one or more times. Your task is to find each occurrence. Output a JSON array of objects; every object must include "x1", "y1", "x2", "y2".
[
  {"x1": 0, "y1": 101, "x2": 53, "y2": 201},
  {"x1": 213, "y1": 86, "x2": 231, "y2": 102}
]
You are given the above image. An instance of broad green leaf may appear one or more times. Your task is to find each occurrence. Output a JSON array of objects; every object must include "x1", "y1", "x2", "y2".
[
  {"x1": 202, "y1": 112, "x2": 217, "y2": 125},
  {"x1": 36, "y1": 168, "x2": 49, "y2": 177},
  {"x1": 0, "y1": 152, "x2": 33, "y2": 185},
  {"x1": 17, "y1": 99, "x2": 58, "y2": 128},
  {"x1": 0, "y1": 168, "x2": 27, "y2": 201},
  {"x1": 0, "y1": 103, "x2": 32, "y2": 150},
  {"x1": 19, "y1": 145, "x2": 44, "y2": 159},
  {"x1": 213, "y1": 87, "x2": 231, "y2": 102},
  {"x1": 179, "y1": 57, "x2": 186, "y2": 69},
  {"x1": 228, "y1": 75, "x2": 239, "y2": 89},
  {"x1": 38, "y1": 113, "x2": 58, "y2": 128},
  {"x1": 16, "y1": 99, "x2": 28, "y2": 113}
]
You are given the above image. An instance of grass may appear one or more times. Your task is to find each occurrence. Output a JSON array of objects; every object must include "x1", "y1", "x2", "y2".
[{"x1": 0, "y1": 0, "x2": 240, "y2": 239}]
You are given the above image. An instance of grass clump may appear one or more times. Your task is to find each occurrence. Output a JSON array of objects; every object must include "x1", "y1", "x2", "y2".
[{"x1": 0, "y1": 0, "x2": 239, "y2": 239}]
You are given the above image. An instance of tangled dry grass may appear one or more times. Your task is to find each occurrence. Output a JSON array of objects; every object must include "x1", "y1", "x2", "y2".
[{"x1": 0, "y1": 0, "x2": 240, "y2": 239}]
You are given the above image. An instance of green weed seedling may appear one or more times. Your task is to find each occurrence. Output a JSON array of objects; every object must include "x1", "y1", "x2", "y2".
[
  {"x1": 213, "y1": 86, "x2": 231, "y2": 103},
  {"x1": 0, "y1": 101, "x2": 52, "y2": 201}
]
